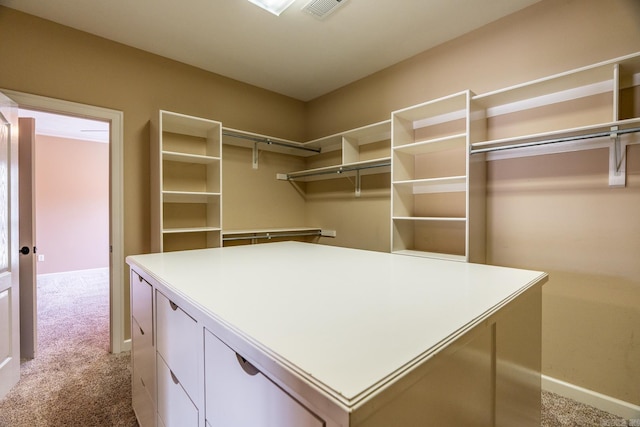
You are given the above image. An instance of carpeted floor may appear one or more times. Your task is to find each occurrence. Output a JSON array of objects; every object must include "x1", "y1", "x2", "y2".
[
  {"x1": 0, "y1": 269, "x2": 137, "y2": 427},
  {"x1": 0, "y1": 269, "x2": 631, "y2": 426}
]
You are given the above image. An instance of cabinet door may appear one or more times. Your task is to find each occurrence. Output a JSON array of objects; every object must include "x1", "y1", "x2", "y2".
[
  {"x1": 156, "y1": 291, "x2": 200, "y2": 400},
  {"x1": 204, "y1": 330, "x2": 323, "y2": 427},
  {"x1": 132, "y1": 356, "x2": 156, "y2": 427},
  {"x1": 131, "y1": 270, "x2": 153, "y2": 334},
  {"x1": 132, "y1": 317, "x2": 155, "y2": 405},
  {"x1": 157, "y1": 355, "x2": 199, "y2": 427}
]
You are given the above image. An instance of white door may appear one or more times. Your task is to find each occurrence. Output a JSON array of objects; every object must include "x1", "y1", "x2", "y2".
[
  {"x1": 0, "y1": 91, "x2": 20, "y2": 399},
  {"x1": 19, "y1": 117, "x2": 37, "y2": 360}
]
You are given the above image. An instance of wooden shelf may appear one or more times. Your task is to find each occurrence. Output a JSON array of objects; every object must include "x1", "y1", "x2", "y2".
[
  {"x1": 392, "y1": 216, "x2": 466, "y2": 222},
  {"x1": 163, "y1": 227, "x2": 222, "y2": 234},
  {"x1": 472, "y1": 62, "x2": 615, "y2": 110},
  {"x1": 162, "y1": 151, "x2": 221, "y2": 164},
  {"x1": 393, "y1": 91, "x2": 469, "y2": 124},
  {"x1": 162, "y1": 191, "x2": 221, "y2": 203},
  {"x1": 393, "y1": 133, "x2": 466, "y2": 154},
  {"x1": 152, "y1": 110, "x2": 223, "y2": 252},
  {"x1": 391, "y1": 90, "x2": 483, "y2": 263},
  {"x1": 393, "y1": 176, "x2": 466, "y2": 194}
]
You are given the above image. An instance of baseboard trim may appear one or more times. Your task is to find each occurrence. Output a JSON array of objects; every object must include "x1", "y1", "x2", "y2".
[
  {"x1": 121, "y1": 338, "x2": 131, "y2": 352},
  {"x1": 542, "y1": 375, "x2": 640, "y2": 420}
]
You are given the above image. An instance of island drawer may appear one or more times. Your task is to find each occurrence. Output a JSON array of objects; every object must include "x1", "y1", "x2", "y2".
[
  {"x1": 156, "y1": 290, "x2": 200, "y2": 401},
  {"x1": 131, "y1": 270, "x2": 153, "y2": 335},
  {"x1": 204, "y1": 329, "x2": 324, "y2": 427},
  {"x1": 157, "y1": 355, "x2": 199, "y2": 427}
]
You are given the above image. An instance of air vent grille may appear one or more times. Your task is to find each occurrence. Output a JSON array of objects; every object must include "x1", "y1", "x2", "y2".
[{"x1": 302, "y1": 0, "x2": 348, "y2": 20}]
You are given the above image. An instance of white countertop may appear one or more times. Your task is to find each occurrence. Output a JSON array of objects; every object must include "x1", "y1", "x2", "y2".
[{"x1": 127, "y1": 242, "x2": 547, "y2": 405}]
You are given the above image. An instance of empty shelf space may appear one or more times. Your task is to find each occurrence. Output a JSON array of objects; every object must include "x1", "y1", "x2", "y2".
[
  {"x1": 472, "y1": 62, "x2": 616, "y2": 109},
  {"x1": 393, "y1": 133, "x2": 467, "y2": 154},
  {"x1": 393, "y1": 91, "x2": 470, "y2": 123},
  {"x1": 393, "y1": 176, "x2": 466, "y2": 194},
  {"x1": 162, "y1": 150, "x2": 221, "y2": 164},
  {"x1": 162, "y1": 230, "x2": 221, "y2": 252},
  {"x1": 162, "y1": 191, "x2": 221, "y2": 203}
]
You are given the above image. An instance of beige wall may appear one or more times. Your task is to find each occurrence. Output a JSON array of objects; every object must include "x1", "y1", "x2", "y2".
[
  {"x1": 303, "y1": 0, "x2": 640, "y2": 407},
  {"x1": 35, "y1": 135, "x2": 109, "y2": 274},
  {"x1": 1, "y1": 0, "x2": 639, "y2": 406},
  {"x1": 0, "y1": 6, "x2": 307, "y2": 339}
]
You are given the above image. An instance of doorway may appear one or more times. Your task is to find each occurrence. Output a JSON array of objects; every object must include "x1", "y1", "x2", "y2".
[
  {"x1": 21, "y1": 109, "x2": 110, "y2": 355},
  {"x1": 3, "y1": 89, "x2": 126, "y2": 354}
]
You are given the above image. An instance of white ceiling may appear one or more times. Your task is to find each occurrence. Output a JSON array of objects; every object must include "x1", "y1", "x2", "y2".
[{"x1": 1, "y1": 0, "x2": 540, "y2": 101}]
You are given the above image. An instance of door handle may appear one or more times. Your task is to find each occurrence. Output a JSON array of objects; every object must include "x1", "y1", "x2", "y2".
[{"x1": 20, "y1": 246, "x2": 30, "y2": 255}]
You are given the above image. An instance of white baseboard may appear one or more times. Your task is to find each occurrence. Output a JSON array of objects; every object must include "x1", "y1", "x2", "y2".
[{"x1": 542, "y1": 375, "x2": 640, "y2": 421}]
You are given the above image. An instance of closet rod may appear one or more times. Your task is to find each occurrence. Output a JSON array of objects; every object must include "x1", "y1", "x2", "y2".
[
  {"x1": 470, "y1": 126, "x2": 640, "y2": 155},
  {"x1": 286, "y1": 161, "x2": 391, "y2": 180},
  {"x1": 222, "y1": 230, "x2": 321, "y2": 242},
  {"x1": 222, "y1": 131, "x2": 321, "y2": 154}
]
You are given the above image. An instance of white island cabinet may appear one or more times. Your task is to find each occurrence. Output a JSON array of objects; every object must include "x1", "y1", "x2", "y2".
[{"x1": 127, "y1": 242, "x2": 547, "y2": 427}]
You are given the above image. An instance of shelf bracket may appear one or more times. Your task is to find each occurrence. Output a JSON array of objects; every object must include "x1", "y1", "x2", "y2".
[
  {"x1": 609, "y1": 126, "x2": 626, "y2": 188},
  {"x1": 355, "y1": 169, "x2": 361, "y2": 197},
  {"x1": 252, "y1": 142, "x2": 259, "y2": 170}
]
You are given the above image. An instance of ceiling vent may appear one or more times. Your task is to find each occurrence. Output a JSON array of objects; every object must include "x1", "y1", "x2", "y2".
[{"x1": 302, "y1": 0, "x2": 349, "y2": 20}]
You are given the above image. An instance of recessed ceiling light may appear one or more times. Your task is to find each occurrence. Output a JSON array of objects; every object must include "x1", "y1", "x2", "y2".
[{"x1": 246, "y1": 0, "x2": 297, "y2": 16}]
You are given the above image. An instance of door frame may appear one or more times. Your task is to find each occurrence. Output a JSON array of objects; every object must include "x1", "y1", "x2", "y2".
[{"x1": 3, "y1": 89, "x2": 127, "y2": 353}]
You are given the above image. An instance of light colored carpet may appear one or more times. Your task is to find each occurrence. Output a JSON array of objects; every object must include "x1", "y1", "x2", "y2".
[
  {"x1": 0, "y1": 269, "x2": 631, "y2": 426},
  {"x1": 0, "y1": 268, "x2": 137, "y2": 426}
]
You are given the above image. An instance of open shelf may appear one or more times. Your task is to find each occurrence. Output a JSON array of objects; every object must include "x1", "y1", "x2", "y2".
[
  {"x1": 151, "y1": 111, "x2": 223, "y2": 252},
  {"x1": 393, "y1": 176, "x2": 466, "y2": 194},
  {"x1": 162, "y1": 150, "x2": 221, "y2": 164},
  {"x1": 277, "y1": 121, "x2": 392, "y2": 186},
  {"x1": 391, "y1": 217, "x2": 467, "y2": 261},
  {"x1": 391, "y1": 90, "x2": 483, "y2": 263}
]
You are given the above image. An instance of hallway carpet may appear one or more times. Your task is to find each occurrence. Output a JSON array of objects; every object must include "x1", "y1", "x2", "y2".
[
  {"x1": 0, "y1": 269, "x2": 136, "y2": 426},
  {"x1": 0, "y1": 269, "x2": 630, "y2": 426}
]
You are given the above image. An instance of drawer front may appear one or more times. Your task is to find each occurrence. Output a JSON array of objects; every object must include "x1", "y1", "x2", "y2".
[
  {"x1": 157, "y1": 355, "x2": 199, "y2": 427},
  {"x1": 131, "y1": 270, "x2": 153, "y2": 334},
  {"x1": 156, "y1": 290, "x2": 200, "y2": 400},
  {"x1": 132, "y1": 317, "x2": 156, "y2": 404},
  {"x1": 132, "y1": 368, "x2": 156, "y2": 427},
  {"x1": 204, "y1": 330, "x2": 324, "y2": 427}
]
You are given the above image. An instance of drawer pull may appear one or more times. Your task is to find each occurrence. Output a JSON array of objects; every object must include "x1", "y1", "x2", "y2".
[
  {"x1": 236, "y1": 354, "x2": 259, "y2": 376},
  {"x1": 138, "y1": 274, "x2": 143, "y2": 282},
  {"x1": 139, "y1": 325, "x2": 144, "y2": 335},
  {"x1": 170, "y1": 369, "x2": 180, "y2": 385},
  {"x1": 169, "y1": 301, "x2": 179, "y2": 311}
]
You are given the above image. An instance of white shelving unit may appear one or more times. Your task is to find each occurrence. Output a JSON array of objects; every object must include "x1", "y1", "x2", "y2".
[
  {"x1": 151, "y1": 110, "x2": 223, "y2": 252},
  {"x1": 391, "y1": 91, "x2": 486, "y2": 262},
  {"x1": 278, "y1": 120, "x2": 391, "y2": 196},
  {"x1": 470, "y1": 52, "x2": 640, "y2": 187}
]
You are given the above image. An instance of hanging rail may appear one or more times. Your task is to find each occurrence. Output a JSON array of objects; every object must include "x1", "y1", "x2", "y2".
[
  {"x1": 469, "y1": 126, "x2": 640, "y2": 155},
  {"x1": 222, "y1": 230, "x2": 322, "y2": 242},
  {"x1": 284, "y1": 160, "x2": 391, "y2": 181},
  {"x1": 222, "y1": 130, "x2": 321, "y2": 154}
]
